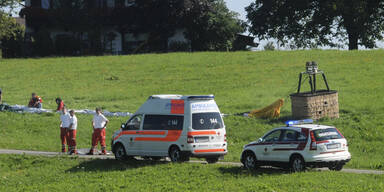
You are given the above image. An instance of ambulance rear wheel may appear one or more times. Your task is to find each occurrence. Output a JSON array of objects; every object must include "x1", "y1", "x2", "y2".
[
  {"x1": 169, "y1": 146, "x2": 187, "y2": 162},
  {"x1": 206, "y1": 157, "x2": 219, "y2": 164},
  {"x1": 114, "y1": 143, "x2": 127, "y2": 161}
]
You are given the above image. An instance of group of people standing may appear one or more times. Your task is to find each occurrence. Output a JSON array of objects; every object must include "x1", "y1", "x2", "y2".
[
  {"x1": 59, "y1": 104, "x2": 109, "y2": 155},
  {"x1": 0, "y1": 89, "x2": 111, "y2": 155}
]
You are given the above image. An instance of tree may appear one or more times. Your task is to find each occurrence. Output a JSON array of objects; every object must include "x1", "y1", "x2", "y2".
[
  {"x1": 183, "y1": 0, "x2": 245, "y2": 51},
  {"x1": 0, "y1": 0, "x2": 22, "y2": 40},
  {"x1": 246, "y1": 0, "x2": 384, "y2": 50}
]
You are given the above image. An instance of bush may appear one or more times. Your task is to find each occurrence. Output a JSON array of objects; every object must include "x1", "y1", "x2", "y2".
[
  {"x1": 168, "y1": 41, "x2": 191, "y2": 52},
  {"x1": 32, "y1": 28, "x2": 54, "y2": 57},
  {"x1": 0, "y1": 20, "x2": 25, "y2": 58},
  {"x1": 55, "y1": 34, "x2": 81, "y2": 56}
]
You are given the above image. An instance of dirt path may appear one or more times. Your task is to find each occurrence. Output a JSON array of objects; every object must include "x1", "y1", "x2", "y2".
[{"x1": 1, "y1": 149, "x2": 383, "y2": 175}]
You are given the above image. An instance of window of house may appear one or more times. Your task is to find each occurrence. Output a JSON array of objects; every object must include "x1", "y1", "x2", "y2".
[
  {"x1": 115, "y1": 0, "x2": 124, "y2": 8},
  {"x1": 31, "y1": 0, "x2": 42, "y2": 7},
  {"x1": 125, "y1": 0, "x2": 135, "y2": 7},
  {"x1": 106, "y1": 0, "x2": 114, "y2": 8}
]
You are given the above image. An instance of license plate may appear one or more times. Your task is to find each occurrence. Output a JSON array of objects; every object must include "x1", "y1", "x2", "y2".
[
  {"x1": 196, "y1": 137, "x2": 209, "y2": 143},
  {"x1": 327, "y1": 143, "x2": 340, "y2": 149}
]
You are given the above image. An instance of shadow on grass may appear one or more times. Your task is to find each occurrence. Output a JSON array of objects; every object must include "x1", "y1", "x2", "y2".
[
  {"x1": 219, "y1": 166, "x2": 291, "y2": 176},
  {"x1": 66, "y1": 158, "x2": 169, "y2": 173}
]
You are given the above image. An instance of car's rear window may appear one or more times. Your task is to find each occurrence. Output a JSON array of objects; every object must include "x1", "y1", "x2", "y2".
[
  {"x1": 192, "y1": 112, "x2": 224, "y2": 130},
  {"x1": 313, "y1": 128, "x2": 343, "y2": 141}
]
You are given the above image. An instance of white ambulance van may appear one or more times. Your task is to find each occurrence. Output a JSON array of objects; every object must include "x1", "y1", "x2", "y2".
[{"x1": 111, "y1": 95, "x2": 227, "y2": 163}]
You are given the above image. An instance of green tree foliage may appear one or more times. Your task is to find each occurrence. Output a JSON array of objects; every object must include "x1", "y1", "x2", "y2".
[
  {"x1": 183, "y1": 0, "x2": 245, "y2": 51},
  {"x1": 0, "y1": 0, "x2": 25, "y2": 58},
  {"x1": 1, "y1": 18, "x2": 24, "y2": 58},
  {"x1": 0, "y1": 0, "x2": 22, "y2": 40},
  {"x1": 123, "y1": 0, "x2": 245, "y2": 52},
  {"x1": 246, "y1": 0, "x2": 384, "y2": 50}
]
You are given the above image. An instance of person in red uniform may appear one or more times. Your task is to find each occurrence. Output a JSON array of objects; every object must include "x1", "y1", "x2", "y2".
[
  {"x1": 68, "y1": 110, "x2": 78, "y2": 155},
  {"x1": 55, "y1": 97, "x2": 65, "y2": 111},
  {"x1": 59, "y1": 107, "x2": 70, "y2": 152},
  {"x1": 87, "y1": 108, "x2": 109, "y2": 155},
  {"x1": 28, "y1": 93, "x2": 43, "y2": 108}
]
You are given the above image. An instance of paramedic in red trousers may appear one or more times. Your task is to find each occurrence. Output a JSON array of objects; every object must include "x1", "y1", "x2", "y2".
[
  {"x1": 59, "y1": 107, "x2": 70, "y2": 152},
  {"x1": 68, "y1": 110, "x2": 78, "y2": 155},
  {"x1": 88, "y1": 108, "x2": 109, "y2": 155},
  {"x1": 55, "y1": 97, "x2": 65, "y2": 111}
]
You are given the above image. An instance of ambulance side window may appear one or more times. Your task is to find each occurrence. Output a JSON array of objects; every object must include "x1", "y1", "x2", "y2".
[
  {"x1": 143, "y1": 115, "x2": 184, "y2": 130},
  {"x1": 126, "y1": 115, "x2": 143, "y2": 130}
]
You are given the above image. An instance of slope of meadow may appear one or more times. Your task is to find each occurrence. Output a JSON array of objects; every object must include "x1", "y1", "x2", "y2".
[{"x1": 0, "y1": 50, "x2": 383, "y2": 169}]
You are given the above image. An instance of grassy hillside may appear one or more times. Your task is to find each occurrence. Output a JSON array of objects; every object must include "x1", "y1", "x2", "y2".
[
  {"x1": 0, "y1": 155, "x2": 383, "y2": 192},
  {"x1": 0, "y1": 51, "x2": 383, "y2": 169}
]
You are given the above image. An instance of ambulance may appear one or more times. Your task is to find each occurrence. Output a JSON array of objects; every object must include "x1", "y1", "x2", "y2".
[{"x1": 111, "y1": 95, "x2": 227, "y2": 163}]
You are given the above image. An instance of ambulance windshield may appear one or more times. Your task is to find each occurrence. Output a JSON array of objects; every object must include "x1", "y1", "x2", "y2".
[{"x1": 192, "y1": 112, "x2": 224, "y2": 130}]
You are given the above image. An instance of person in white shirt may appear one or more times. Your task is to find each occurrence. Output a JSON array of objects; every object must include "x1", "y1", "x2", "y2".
[
  {"x1": 60, "y1": 107, "x2": 71, "y2": 152},
  {"x1": 68, "y1": 110, "x2": 78, "y2": 155},
  {"x1": 88, "y1": 108, "x2": 109, "y2": 155}
]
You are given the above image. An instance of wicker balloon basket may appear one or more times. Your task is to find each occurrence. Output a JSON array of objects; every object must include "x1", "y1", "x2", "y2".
[{"x1": 290, "y1": 90, "x2": 339, "y2": 120}]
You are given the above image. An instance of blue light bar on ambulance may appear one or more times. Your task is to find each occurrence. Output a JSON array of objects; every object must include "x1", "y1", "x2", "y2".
[
  {"x1": 187, "y1": 95, "x2": 214, "y2": 100},
  {"x1": 285, "y1": 119, "x2": 313, "y2": 126}
]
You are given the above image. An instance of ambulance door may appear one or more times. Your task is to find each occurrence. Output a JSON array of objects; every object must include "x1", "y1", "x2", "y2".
[
  {"x1": 139, "y1": 115, "x2": 184, "y2": 156},
  {"x1": 122, "y1": 114, "x2": 143, "y2": 155}
]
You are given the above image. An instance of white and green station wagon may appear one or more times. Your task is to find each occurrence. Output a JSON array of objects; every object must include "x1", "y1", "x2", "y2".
[{"x1": 241, "y1": 119, "x2": 351, "y2": 172}]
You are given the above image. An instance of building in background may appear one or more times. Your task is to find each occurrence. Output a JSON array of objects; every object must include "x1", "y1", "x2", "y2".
[{"x1": 19, "y1": 0, "x2": 189, "y2": 56}]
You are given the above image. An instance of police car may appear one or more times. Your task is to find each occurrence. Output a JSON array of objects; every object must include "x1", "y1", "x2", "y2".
[{"x1": 241, "y1": 119, "x2": 351, "y2": 172}]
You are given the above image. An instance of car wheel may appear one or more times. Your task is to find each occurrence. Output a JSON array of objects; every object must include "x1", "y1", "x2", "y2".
[
  {"x1": 328, "y1": 163, "x2": 344, "y2": 171},
  {"x1": 242, "y1": 151, "x2": 258, "y2": 170},
  {"x1": 206, "y1": 157, "x2": 219, "y2": 164},
  {"x1": 169, "y1": 146, "x2": 182, "y2": 162},
  {"x1": 114, "y1": 143, "x2": 127, "y2": 161},
  {"x1": 150, "y1": 156, "x2": 162, "y2": 161},
  {"x1": 290, "y1": 155, "x2": 305, "y2": 172}
]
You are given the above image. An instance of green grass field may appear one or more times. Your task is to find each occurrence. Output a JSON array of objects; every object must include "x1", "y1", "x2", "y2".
[
  {"x1": 0, "y1": 51, "x2": 384, "y2": 171},
  {"x1": 0, "y1": 155, "x2": 383, "y2": 192}
]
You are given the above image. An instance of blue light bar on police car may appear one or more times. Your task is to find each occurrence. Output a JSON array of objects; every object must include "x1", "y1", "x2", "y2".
[{"x1": 285, "y1": 119, "x2": 313, "y2": 126}]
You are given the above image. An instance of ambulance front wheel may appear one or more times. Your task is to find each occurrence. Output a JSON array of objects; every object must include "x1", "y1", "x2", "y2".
[
  {"x1": 114, "y1": 143, "x2": 127, "y2": 161},
  {"x1": 169, "y1": 146, "x2": 189, "y2": 162}
]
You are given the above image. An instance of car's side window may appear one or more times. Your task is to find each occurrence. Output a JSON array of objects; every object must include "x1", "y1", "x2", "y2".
[
  {"x1": 143, "y1": 115, "x2": 184, "y2": 130},
  {"x1": 281, "y1": 130, "x2": 298, "y2": 142},
  {"x1": 297, "y1": 131, "x2": 308, "y2": 141},
  {"x1": 125, "y1": 114, "x2": 143, "y2": 130},
  {"x1": 263, "y1": 130, "x2": 282, "y2": 143}
]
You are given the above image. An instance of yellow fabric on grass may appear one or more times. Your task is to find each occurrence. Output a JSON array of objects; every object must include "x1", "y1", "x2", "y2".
[{"x1": 248, "y1": 99, "x2": 284, "y2": 119}]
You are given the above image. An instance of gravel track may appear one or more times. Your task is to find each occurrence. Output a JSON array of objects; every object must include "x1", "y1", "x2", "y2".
[{"x1": 1, "y1": 149, "x2": 383, "y2": 175}]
